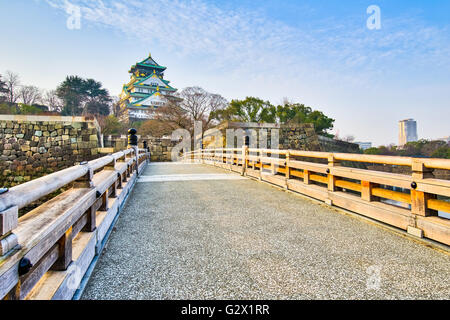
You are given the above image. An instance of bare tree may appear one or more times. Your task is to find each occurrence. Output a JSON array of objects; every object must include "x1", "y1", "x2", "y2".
[
  {"x1": 155, "y1": 99, "x2": 191, "y2": 131},
  {"x1": 206, "y1": 93, "x2": 228, "y2": 128},
  {"x1": 44, "y1": 90, "x2": 63, "y2": 112},
  {"x1": 343, "y1": 135, "x2": 355, "y2": 143},
  {"x1": 19, "y1": 86, "x2": 42, "y2": 105},
  {"x1": 4, "y1": 71, "x2": 20, "y2": 104},
  {"x1": 177, "y1": 87, "x2": 210, "y2": 121},
  {"x1": 176, "y1": 86, "x2": 228, "y2": 131}
]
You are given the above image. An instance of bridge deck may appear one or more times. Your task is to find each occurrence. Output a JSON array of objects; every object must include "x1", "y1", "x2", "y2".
[{"x1": 81, "y1": 163, "x2": 450, "y2": 300}]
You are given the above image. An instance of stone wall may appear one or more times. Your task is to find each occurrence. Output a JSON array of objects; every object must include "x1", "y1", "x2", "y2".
[
  {"x1": 0, "y1": 115, "x2": 102, "y2": 188},
  {"x1": 203, "y1": 121, "x2": 358, "y2": 153},
  {"x1": 104, "y1": 135, "x2": 179, "y2": 162},
  {"x1": 318, "y1": 135, "x2": 360, "y2": 153}
]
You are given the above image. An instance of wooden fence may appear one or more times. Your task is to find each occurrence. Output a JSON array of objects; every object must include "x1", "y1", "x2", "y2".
[
  {"x1": 184, "y1": 148, "x2": 450, "y2": 246},
  {"x1": 0, "y1": 148, "x2": 150, "y2": 300}
]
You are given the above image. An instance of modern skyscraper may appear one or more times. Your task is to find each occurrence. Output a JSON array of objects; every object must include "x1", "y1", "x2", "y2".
[{"x1": 398, "y1": 119, "x2": 418, "y2": 146}]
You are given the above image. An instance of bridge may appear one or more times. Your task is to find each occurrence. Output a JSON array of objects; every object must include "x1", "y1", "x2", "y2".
[{"x1": 0, "y1": 147, "x2": 449, "y2": 300}]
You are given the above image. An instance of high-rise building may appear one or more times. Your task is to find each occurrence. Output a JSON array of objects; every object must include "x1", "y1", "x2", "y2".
[
  {"x1": 398, "y1": 119, "x2": 418, "y2": 146},
  {"x1": 119, "y1": 53, "x2": 179, "y2": 122}
]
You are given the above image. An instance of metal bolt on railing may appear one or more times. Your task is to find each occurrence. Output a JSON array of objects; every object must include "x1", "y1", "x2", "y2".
[{"x1": 18, "y1": 258, "x2": 33, "y2": 276}]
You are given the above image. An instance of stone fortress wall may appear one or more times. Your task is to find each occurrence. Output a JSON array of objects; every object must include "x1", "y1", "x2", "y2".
[
  {"x1": 104, "y1": 135, "x2": 178, "y2": 162},
  {"x1": 202, "y1": 121, "x2": 359, "y2": 153},
  {"x1": 0, "y1": 115, "x2": 102, "y2": 188}
]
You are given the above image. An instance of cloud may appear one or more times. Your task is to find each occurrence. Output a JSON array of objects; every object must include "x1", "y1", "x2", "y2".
[{"x1": 43, "y1": 0, "x2": 450, "y2": 89}]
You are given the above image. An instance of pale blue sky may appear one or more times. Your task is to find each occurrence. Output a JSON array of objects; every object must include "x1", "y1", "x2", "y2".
[{"x1": 0, "y1": 0, "x2": 449, "y2": 146}]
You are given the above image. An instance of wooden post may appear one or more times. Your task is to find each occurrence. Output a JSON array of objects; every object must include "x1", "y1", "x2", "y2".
[
  {"x1": 361, "y1": 181, "x2": 380, "y2": 202},
  {"x1": 73, "y1": 168, "x2": 94, "y2": 189},
  {"x1": 0, "y1": 206, "x2": 18, "y2": 237},
  {"x1": 0, "y1": 206, "x2": 19, "y2": 256},
  {"x1": 412, "y1": 160, "x2": 434, "y2": 180},
  {"x1": 52, "y1": 227, "x2": 73, "y2": 271},
  {"x1": 327, "y1": 155, "x2": 340, "y2": 192},
  {"x1": 285, "y1": 151, "x2": 291, "y2": 190},
  {"x1": 303, "y1": 170, "x2": 311, "y2": 184},
  {"x1": 411, "y1": 190, "x2": 437, "y2": 217},
  {"x1": 110, "y1": 181, "x2": 118, "y2": 199},
  {"x1": 258, "y1": 152, "x2": 262, "y2": 181},
  {"x1": 83, "y1": 206, "x2": 97, "y2": 233},
  {"x1": 117, "y1": 172, "x2": 123, "y2": 190},
  {"x1": 105, "y1": 158, "x2": 116, "y2": 171},
  {"x1": 411, "y1": 159, "x2": 436, "y2": 217},
  {"x1": 242, "y1": 145, "x2": 248, "y2": 176},
  {"x1": 285, "y1": 151, "x2": 291, "y2": 180},
  {"x1": 99, "y1": 191, "x2": 108, "y2": 212},
  {"x1": 271, "y1": 161, "x2": 276, "y2": 176}
]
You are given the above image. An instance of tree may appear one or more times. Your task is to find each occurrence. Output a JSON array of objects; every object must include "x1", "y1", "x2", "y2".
[
  {"x1": 364, "y1": 147, "x2": 382, "y2": 155},
  {"x1": 177, "y1": 87, "x2": 228, "y2": 126},
  {"x1": 56, "y1": 76, "x2": 112, "y2": 116},
  {"x1": 139, "y1": 119, "x2": 177, "y2": 137},
  {"x1": 98, "y1": 115, "x2": 124, "y2": 136},
  {"x1": 83, "y1": 78, "x2": 111, "y2": 116},
  {"x1": 213, "y1": 97, "x2": 275, "y2": 123},
  {"x1": 0, "y1": 74, "x2": 8, "y2": 102},
  {"x1": 275, "y1": 103, "x2": 335, "y2": 135},
  {"x1": 212, "y1": 99, "x2": 335, "y2": 136},
  {"x1": 432, "y1": 146, "x2": 450, "y2": 159},
  {"x1": 364, "y1": 140, "x2": 450, "y2": 159},
  {"x1": 44, "y1": 90, "x2": 63, "y2": 113},
  {"x1": 3, "y1": 71, "x2": 20, "y2": 105},
  {"x1": 342, "y1": 135, "x2": 355, "y2": 143},
  {"x1": 155, "y1": 99, "x2": 192, "y2": 131},
  {"x1": 19, "y1": 85, "x2": 42, "y2": 105},
  {"x1": 18, "y1": 104, "x2": 47, "y2": 115},
  {"x1": 57, "y1": 76, "x2": 86, "y2": 116}
]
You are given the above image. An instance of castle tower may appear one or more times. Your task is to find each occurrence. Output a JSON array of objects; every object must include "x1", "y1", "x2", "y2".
[{"x1": 118, "y1": 53, "x2": 178, "y2": 122}]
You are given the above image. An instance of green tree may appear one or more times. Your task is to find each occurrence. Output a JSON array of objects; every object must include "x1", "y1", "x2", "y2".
[
  {"x1": 57, "y1": 76, "x2": 86, "y2": 116},
  {"x1": 17, "y1": 104, "x2": 45, "y2": 115},
  {"x1": 83, "y1": 79, "x2": 111, "y2": 116},
  {"x1": 56, "y1": 76, "x2": 112, "y2": 116},
  {"x1": 432, "y1": 146, "x2": 450, "y2": 159},
  {"x1": 213, "y1": 97, "x2": 275, "y2": 123},
  {"x1": 0, "y1": 103, "x2": 16, "y2": 114},
  {"x1": 364, "y1": 140, "x2": 450, "y2": 159},
  {"x1": 212, "y1": 99, "x2": 335, "y2": 136},
  {"x1": 99, "y1": 115, "x2": 123, "y2": 135},
  {"x1": 275, "y1": 103, "x2": 335, "y2": 135},
  {"x1": 364, "y1": 147, "x2": 381, "y2": 155}
]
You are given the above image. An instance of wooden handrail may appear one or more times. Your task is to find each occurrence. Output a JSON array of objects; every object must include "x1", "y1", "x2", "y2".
[
  {"x1": 0, "y1": 148, "x2": 151, "y2": 300},
  {"x1": 183, "y1": 147, "x2": 450, "y2": 246}
]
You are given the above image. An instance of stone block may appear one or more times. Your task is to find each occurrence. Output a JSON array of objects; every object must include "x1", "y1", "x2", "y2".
[{"x1": 407, "y1": 226, "x2": 423, "y2": 238}]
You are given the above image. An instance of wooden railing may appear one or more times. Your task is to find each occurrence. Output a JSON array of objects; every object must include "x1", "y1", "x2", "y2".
[
  {"x1": 183, "y1": 148, "x2": 450, "y2": 246},
  {"x1": 0, "y1": 148, "x2": 150, "y2": 300}
]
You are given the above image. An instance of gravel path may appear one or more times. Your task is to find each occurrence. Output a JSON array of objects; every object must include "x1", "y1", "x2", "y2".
[{"x1": 81, "y1": 163, "x2": 450, "y2": 300}]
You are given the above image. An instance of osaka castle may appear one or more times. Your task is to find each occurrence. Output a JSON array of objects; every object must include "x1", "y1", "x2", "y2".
[{"x1": 119, "y1": 53, "x2": 179, "y2": 122}]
